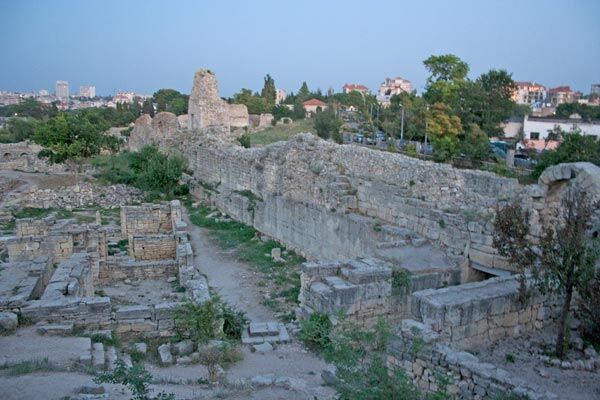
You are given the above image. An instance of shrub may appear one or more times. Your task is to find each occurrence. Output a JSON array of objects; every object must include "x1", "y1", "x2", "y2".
[
  {"x1": 94, "y1": 360, "x2": 174, "y2": 400},
  {"x1": 579, "y1": 270, "x2": 600, "y2": 348},
  {"x1": 391, "y1": 269, "x2": 411, "y2": 293},
  {"x1": 236, "y1": 133, "x2": 251, "y2": 148},
  {"x1": 198, "y1": 342, "x2": 243, "y2": 382},
  {"x1": 299, "y1": 313, "x2": 331, "y2": 350},
  {"x1": 174, "y1": 297, "x2": 247, "y2": 343}
]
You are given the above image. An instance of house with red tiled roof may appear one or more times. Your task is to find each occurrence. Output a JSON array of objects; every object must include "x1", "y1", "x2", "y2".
[
  {"x1": 342, "y1": 83, "x2": 369, "y2": 94},
  {"x1": 302, "y1": 98, "x2": 328, "y2": 116}
]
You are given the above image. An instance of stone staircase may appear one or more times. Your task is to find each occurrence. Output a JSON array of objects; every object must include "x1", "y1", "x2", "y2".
[
  {"x1": 327, "y1": 174, "x2": 358, "y2": 211},
  {"x1": 375, "y1": 224, "x2": 428, "y2": 250}
]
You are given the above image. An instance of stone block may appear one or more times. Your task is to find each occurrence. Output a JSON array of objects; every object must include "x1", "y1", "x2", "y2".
[
  {"x1": 158, "y1": 344, "x2": 173, "y2": 366},
  {"x1": 173, "y1": 339, "x2": 194, "y2": 356},
  {"x1": 0, "y1": 312, "x2": 18, "y2": 332}
]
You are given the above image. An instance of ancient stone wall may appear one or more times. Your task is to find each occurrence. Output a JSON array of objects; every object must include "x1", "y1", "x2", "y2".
[
  {"x1": 7, "y1": 234, "x2": 73, "y2": 263},
  {"x1": 410, "y1": 275, "x2": 561, "y2": 350},
  {"x1": 386, "y1": 320, "x2": 556, "y2": 399},
  {"x1": 130, "y1": 235, "x2": 177, "y2": 261},
  {"x1": 229, "y1": 104, "x2": 249, "y2": 129},
  {"x1": 128, "y1": 112, "x2": 182, "y2": 151},
  {"x1": 249, "y1": 113, "x2": 273, "y2": 128},
  {"x1": 98, "y1": 258, "x2": 178, "y2": 282},
  {"x1": 16, "y1": 218, "x2": 51, "y2": 237},
  {"x1": 0, "y1": 142, "x2": 65, "y2": 173},
  {"x1": 21, "y1": 183, "x2": 143, "y2": 209},
  {"x1": 41, "y1": 253, "x2": 95, "y2": 300},
  {"x1": 188, "y1": 69, "x2": 231, "y2": 134},
  {"x1": 121, "y1": 203, "x2": 173, "y2": 237}
]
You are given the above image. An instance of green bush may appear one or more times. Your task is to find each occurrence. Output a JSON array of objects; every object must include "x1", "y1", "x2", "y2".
[
  {"x1": 174, "y1": 297, "x2": 247, "y2": 343},
  {"x1": 299, "y1": 313, "x2": 331, "y2": 350},
  {"x1": 94, "y1": 360, "x2": 174, "y2": 400},
  {"x1": 236, "y1": 133, "x2": 251, "y2": 148}
]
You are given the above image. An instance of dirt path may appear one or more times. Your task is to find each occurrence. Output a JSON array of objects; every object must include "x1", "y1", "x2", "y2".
[{"x1": 183, "y1": 211, "x2": 274, "y2": 322}]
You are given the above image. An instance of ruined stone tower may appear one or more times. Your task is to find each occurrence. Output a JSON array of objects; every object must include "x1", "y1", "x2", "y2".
[{"x1": 187, "y1": 69, "x2": 231, "y2": 134}]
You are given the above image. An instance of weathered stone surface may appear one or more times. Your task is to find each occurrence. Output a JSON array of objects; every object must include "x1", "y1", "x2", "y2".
[
  {"x1": 0, "y1": 312, "x2": 18, "y2": 332},
  {"x1": 158, "y1": 344, "x2": 173, "y2": 366},
  {"x1": 173, "y1": 339, "x2": 194, "y2": 356}
]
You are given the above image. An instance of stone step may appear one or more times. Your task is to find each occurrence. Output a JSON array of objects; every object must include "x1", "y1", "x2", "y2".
[
  {"x1": 36, "y1": 322, "x2": 74, "y2": 336},
  {"x1": 105, "y1": 346, "x2": 118, "y2": 370},
  {"x1": 91, "y1": 342, "x2": 105, "y2": 369}
]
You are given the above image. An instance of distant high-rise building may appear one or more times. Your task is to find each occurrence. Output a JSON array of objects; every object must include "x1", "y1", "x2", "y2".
[
  {"x1": 79, "y1": 85, "x2": 96, "y2": 98},
  {"x1": 591, "y1": 84, "x2": 600, "y2": 96},
  {"x1": 55, "y1": 81, "x2": 69, "y2": 99}
]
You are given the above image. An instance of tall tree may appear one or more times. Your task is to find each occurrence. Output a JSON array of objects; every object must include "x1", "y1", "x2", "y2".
[
  {"x1": 142, "y1": 99, "x2": 154, "y2": 117},
  {"x1": 298, "y1": 82, "x2": 310, "y2": 102},
  {"x1": 260, "y1": 74, "x2": 276, "y2": 109},
  {"x1": 423, "y1": 54, "x2": 469, "y2": 107},
  {"x1": 476, "y1": 69, "x2": 517, "y2": 135}
]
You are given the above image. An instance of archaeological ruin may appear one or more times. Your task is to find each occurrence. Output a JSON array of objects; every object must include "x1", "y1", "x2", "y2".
[{"x1": 1, "y1": 68, "x2": 599, "y2": 399}]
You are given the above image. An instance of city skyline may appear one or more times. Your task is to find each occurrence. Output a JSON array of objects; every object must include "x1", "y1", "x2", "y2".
[{"x1": 1, "y1": 0, "x2": 599, "y2": 97}]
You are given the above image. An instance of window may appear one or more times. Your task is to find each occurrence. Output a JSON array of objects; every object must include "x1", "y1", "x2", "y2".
[{"x1": 530, "y1": 132, "x2": 540, "y2": 140}]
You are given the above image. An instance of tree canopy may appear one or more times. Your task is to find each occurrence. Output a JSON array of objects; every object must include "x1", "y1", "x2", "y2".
[{"x1": 152, "y1": 89, "x2": 188, "y2": 115}]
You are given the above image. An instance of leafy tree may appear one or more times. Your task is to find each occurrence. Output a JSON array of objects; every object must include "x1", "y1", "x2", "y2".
[
  {"x1": 0, "y1": 117, "x2": 39, "y2": 143},
  {"x1": 0, "y1": 98, "x2": 58, "y2": 119},
  {"x1": 578, "y1": 270, "x2": 600, "y2": 346},
  {"x1": 260, "y1": 74, "x2": 276, "y2": 109},
  {"x1": 431, "y1": 135, "x2": 460, "y2": 162},
  {"x1": 493, "y1": 190, "x2": 600, "y2": 359},
  {"x1": 271, "y1": 104, "x2": 294, "y2": 121},
  {"x1": 476, "y1": 69, "x2": 517, "y2": 135},
  {"x1": 423, "y1": 54, "x2": 469, "y2": 107},
  {"x1": 314, "y1": 109, "x2": 342, "y2": 140},
  {"x1": 427, "y1": 102, "x2": 462, "y2": 138},
  {"x1": 493, "y1": 202, "x2": 537, "y2": 303},
  {"x1": 142, "y1": 98, "x2": 154, "y2": 117},
  {"x1": 532, "y1": 131, "x2": 600, "y2": 178},
  {"x1": 536, "y1": 189, "x2": 599, "y2": 358},
  {"x1": 152, "y1": 89, "x2": 188, "y2": 115},
  {"x1": 232, "y1": 88, "x2": 269, "y2": 114},
  {"x1": 554, "y1": 103, "x2": 600, "y2": 121},
  {"x1": 34, "y1": 112, "x2": 115, "y2": 164},
  {"x1": 129, "y1": 146, "x2": 185, "y2": 195},
  {"x1": 460, "y1": 123, "x2": 490, "y2": 166}
]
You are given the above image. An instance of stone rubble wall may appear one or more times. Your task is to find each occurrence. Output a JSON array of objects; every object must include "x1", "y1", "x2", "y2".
[
  {"x1": 387, "y1": 320, "x2": 556, "y2": 400},
  {"x1": 249, "y1": 113, "x2": 273, "y2": 128},
  {"x1": 410, "y1": 275, "x2": 561, "y2": 350},
  {"x1": 0, "y1": 141, "x2": 65, "y2": 173},
  {"x1": 187, "y1": 69, "x2": 231, "y2": 135},
  {"x1": 21, "y1": 183, "x2": 143, "y2": 209}
]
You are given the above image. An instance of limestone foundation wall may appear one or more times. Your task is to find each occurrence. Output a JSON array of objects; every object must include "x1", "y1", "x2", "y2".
[{"x1": 130, "y1": 235, "x2": 177, "y2": 261}]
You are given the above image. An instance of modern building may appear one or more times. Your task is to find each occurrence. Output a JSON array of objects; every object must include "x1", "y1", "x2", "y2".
[
  {"x1": 591, "y1": 84, "x2": 600, "y2": 96},
  {"x1": 55, "y1": 81, "x2": 69, "y2": 99},
  {"x1": 38, "y1": 89, "x2": 49, "y2": 96},
  {"x1": 520, "y1": 115, "x2": 600, "y2": 150},
  {"x1": 79, "y1": 85, "x2": 96, "y2": 98},
  {"x1": 342, "y1": 83, "x2": 369, "y2": 94},
  {"x1": 512, "y1": 81, "x2": 547, "y2": 106},
  {"x1": 302, "y1": 98, "x2": 327, "y2": 116},
  {"x1": 378, "y1": 77, "x2": 412, "y2": 97},
  {"x1": 548, "y1": 86, "x2": 580, "y2": 107},
  {"x1": 275, "y1": 89, "x2": 287, "y2": 105}
]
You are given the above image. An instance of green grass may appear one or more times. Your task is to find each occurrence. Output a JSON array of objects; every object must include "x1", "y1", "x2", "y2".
[
  {"x1": 187, "y1": 203, "x2": 305, "y2": 318},
  {"x1": 12, "y1": 207, "x2": 74, "y2": 220},
  {"x1": 0, "y1": 219, "x2": 16, "y2": 233},
  {"x1": 0, "y1": 358, "x2": 56, "y2": 376},
  {"x1": 249, "y1": 118, "x2": 314, "y2": 146}
]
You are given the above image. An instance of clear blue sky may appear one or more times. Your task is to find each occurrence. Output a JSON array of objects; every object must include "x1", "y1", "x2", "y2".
[{"x1": 1, "y1": 0, "x2": 599, "y2": 96}]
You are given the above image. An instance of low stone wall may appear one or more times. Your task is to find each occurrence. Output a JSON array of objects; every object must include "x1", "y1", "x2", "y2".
[
  {"x1": 21, "y1": 296, "x2": 113, "y2": 327},
  {"x1": 16, "y1": 218, "x2": 51, "y2": 238},
  {"x1": 114, "y1": 302, "x2": 181, "y2": 337},
  {"x1": 410, "y1": 276, "x2": 560, "y2": 350},
  {"x1": 7, "y1": 234, "x2": 73, "y2": 263},
  {"x1": 387, "y1": 320, "x2": 556, "y2": 400},
  {"x1": 98, "y1": 258, "x2": 178, "y2": 282},
  {"x1": 0, "y1": 257, "x2": 54, "y2": 311},
  {"x1": 130, "y1": 235, "x2": 177, "y2": 261},
  {"x1": 21, "y1": 183, "x2": 143, "y2": 209}
]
